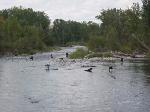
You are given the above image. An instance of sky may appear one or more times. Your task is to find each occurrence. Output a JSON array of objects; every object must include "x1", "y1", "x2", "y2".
[{"x1": 0, "y1": 0, "x2": 142, "y2": 23}]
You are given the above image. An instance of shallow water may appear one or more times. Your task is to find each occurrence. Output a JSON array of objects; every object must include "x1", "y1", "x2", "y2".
[{"x1": 0, "y1": 46, "x2": 150, "y2": 112}]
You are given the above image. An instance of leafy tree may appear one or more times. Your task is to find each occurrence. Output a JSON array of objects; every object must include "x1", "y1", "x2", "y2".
[
  {"x1": 142, "y1": 0, "x2": 150, "y2": 27},
  {"x1": 87, "y1": 36, "x2": 106, "y2": 52},
  {"x1": 0, "y1": 16, "x2": 5, "y2": 52}
]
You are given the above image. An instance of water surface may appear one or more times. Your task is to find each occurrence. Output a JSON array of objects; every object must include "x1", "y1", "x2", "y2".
[{"x1": 0, "y1": 46, "x2": 150, "y2": 112}]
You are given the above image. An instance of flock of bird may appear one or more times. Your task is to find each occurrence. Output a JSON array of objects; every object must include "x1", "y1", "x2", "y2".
[{"x1": 29, "y1": 53, "x2": 124, "y2": 73}]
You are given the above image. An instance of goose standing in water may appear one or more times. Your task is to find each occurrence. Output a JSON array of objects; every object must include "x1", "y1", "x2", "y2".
[
  {"x1": 45, "y1": 64, "x2": 50, "y2": 70},
  {"x1": 121, "y1": 57, "x2": 124, "y2": 62},
  {"x1": 66, "y1": 52, "x2": 69, "y2": 58},
  {"x1": 50, "y1": 54, "x2": 53, "y2": 59},
  {"x1": 109, "y1": 66, "x2": 113, "y2": 72},
  {"x1": 29, "y1": 56, "x2": 33, "y2": 61}
]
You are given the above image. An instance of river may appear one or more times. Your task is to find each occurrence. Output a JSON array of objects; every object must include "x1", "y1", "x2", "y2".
[{"x1": 0, "y1": 46, "x2": 150, "y2": 112}]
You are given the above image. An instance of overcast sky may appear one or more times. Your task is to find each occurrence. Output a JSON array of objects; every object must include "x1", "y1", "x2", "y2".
[{"x1": 0, "y1": 0, "x2": 141, "y2": 23}]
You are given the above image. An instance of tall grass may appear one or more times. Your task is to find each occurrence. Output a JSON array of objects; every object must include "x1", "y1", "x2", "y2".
[{"x1": 69, "y1": 48, "x2": 89, "y2": 59}]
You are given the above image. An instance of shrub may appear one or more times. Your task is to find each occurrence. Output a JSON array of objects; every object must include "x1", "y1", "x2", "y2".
[
  {"x1": 146, "y1": 51, "x2": 150, "y2": 58},
  {"x1": 69, "y1": 48, "x2": 89, "y2": 59},
  {"x1": 86, "y1": 52, "x2": 113, "y2": 58},
  {"x1": 120, "y1": 45, "x2": 133, "y2": 54},
  {"x1": 87, "y1": 36, "x2": 106, "y2": 52}
]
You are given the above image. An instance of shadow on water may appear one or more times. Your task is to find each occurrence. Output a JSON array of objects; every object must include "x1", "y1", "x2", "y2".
[
  {"x1": 142, "y1": 60, "x2": 150, "y2": 74},
  {"x1": 141, "y1": 60, "x2": 150, "y2": 84},
  {"x1": 130, "y1": 59, "x2": 150, "y2": 85}
]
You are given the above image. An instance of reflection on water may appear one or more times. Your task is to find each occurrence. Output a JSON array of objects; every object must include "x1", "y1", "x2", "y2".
[
  {"x1": 142, "y1": 60, "x2": 150, "y2": 75},
  {"x1": 0, "y1": 47, "x2": 150, "y2": 112},
  {"x1": 141, "y1": 60, "x2": 150, "y2": 84},
  {"x1": 129, "y1": 59, "x2": 150, "y2": 85}
]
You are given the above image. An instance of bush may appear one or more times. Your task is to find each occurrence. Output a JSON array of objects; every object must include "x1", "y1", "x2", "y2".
[
  {"x1": 146, "y1": 51, "x2": 150, "y2": 58},
  {"x1": 86, "y1": 52, "x2": 113, "y2": 58},
  {"x1": 69, "y1": 48, "x2": 89, "y2": 59},
  {"x1": 87, "y1": 36, "x2": 106, "y2": 52},
  {"x1": 120, "y1": 45, "x2": 133, "y2": 54}
]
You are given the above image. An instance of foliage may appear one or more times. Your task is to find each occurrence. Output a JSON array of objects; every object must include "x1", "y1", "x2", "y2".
[
  {"x1": 0, "y1": 2, "x2": 150, "y2": 56},
  {"x1": 146, "y1": 51, "x2": 150, "y2": 58},
  {"x1": 69, "y1": 48, "x2": 89, "y2": 59},
  {"x1": 86, "y1": 52, "x2": 112, "y2": 58},
  {"x1": 87, "y1": 36, "x2": 106, "y2": 52},
  {"x1": 94, "y1": 2, "x2": 150, "y2": 54},
  {"x1": 51, "y1": 19, "x2": 99, "y2": 46},
  {"x1": 0, "y1": 7, "x2": 49, "y2": 55},
  {"x1": 142, "y1": 0, "x2": 150, "y2": 27}
]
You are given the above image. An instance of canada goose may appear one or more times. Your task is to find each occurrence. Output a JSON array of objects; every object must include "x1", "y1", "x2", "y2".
[
  {"x1": 45, "y1": 64, "x2": 50, "y2": 70},
  {"x1": 66, "y1": 52, "x2": 69, "y2": 58},
  {"x1": 52, "y1": 68, "x2": 58, "y2": 70},
  {"x1": 59, "y1": 58, "x2": 64, "y2": 60},
  {"x1": 109, "y1": 66, "x2": 113, "y2": 72},
  {"x1": 29, "y1": 56, "x2": 33, "y2": 61},
  {"x1": 84, "y1": 68, "x2": 93, "y2": 72},
  {"x1": 50, "y1": 54, "x2": 53, "y2": 58},
  {"x1": 121, "y1": 58, "x2": 124, "y2": 62}
]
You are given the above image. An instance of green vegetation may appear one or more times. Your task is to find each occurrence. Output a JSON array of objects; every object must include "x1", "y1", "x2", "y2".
[
  {"x1": 69, "y1": 49, "x2": 113, "y2": 59},
  {"x1": 87, "y1": 1, "x2": 150, "y2": 56},
  {"x1": 146, "y1": 51, "x2": 150, "y2": 58},
  {"x1": 0, "y1": 7, "x2": 49, "y2": 55},
  {"x1": 87, "y1": 36, "x2": 106, "y2": 52},
  {"x1": 86, "y1": 52, "x2": 113, "y2": 59},
  {"x1": 0, "y1": 0, "x2": 150, "y2": 56},
  {"x1": 0, "y1": 7, "x2": 100, "y2": 55},
  {"x1": 69, "y1": 48, "x2": 89, "y2": 59}
]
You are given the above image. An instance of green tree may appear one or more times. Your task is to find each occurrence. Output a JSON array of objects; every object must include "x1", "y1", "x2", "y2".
[
  {"x1": 0, "y1": 16, "x2": 5, "y2": 53},
  {"x1": 142, "y1": 0, "x2": 150, "y2": 27}
]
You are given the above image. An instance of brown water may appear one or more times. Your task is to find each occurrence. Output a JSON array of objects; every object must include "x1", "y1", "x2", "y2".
[{"x1": 0, "y1": 46, "x2": 150, "y2": 112}]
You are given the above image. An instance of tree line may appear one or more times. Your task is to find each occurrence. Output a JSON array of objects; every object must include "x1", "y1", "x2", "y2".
[
  {"x1": 0, "y1": 6, "x2": 50, "y2": 54},
  {"x1": 0, "y1": 6, "x2": 100, "y2": 55},
  {"x1": 0, "y1": 0, "x2": 149, "y2": 55},
  {"x1": 88, "y1": 0, "x2": 150, "y2": 54}
]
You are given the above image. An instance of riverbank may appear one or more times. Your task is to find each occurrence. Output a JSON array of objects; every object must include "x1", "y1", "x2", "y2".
[
  {"x1": 0, "y1": 46, "x2": 61, "y2": 57},
  {"x1": 1, "y1": 46, "x2": 149, "y2": 62},
  {"x1": 69, "y1": 47, "x2": 148, "y2": 60}
]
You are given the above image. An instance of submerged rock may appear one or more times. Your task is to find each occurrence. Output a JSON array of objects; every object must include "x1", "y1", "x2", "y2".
[{"x1": 27, "y1": 97, "x2": 40, "y2": 104}]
